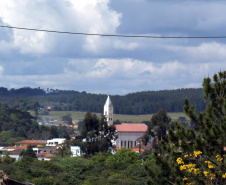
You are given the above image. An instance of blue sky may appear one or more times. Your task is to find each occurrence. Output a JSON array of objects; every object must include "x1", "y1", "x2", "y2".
[{"x1": 0, "y1": 0, "x2": 225, "y2": 95}]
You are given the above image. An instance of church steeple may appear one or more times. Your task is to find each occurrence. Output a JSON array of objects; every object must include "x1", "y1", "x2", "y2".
[{"x1": 104, "y1": 96, "x2": 113, "y2": 125}]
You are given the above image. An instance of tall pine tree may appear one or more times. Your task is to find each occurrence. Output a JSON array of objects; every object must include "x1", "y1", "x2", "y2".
[{"x1": 145, "y1": 71, "x2": 226, "y2": 184}]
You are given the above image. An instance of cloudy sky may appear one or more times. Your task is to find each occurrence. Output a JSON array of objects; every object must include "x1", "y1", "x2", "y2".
[{"x1": 0, "y1": 0, "x2": 225, "y2": 95}]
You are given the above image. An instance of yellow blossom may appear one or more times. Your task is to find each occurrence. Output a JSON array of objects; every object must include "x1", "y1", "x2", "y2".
[
  {"x1": 210, "y1": 173, "x2": 215, "y2": 180},
  {"x1": 176, "y1": 157, "x2": 184, "y2": 165},
  {"x1": 203, "y1": 171, "x2": 209, "y2": 176},
  {"x1": 193, "y1": 151, "x2": 202, "y2": 157},
  {"x1": 184, "y1": 154, "x2": 189, "y2": 158},
  {"x1": 205, "y1": 161, "x2": 211, "y2": 165},
  {"x1": 208, "y1": 164, "x2": 215, "y2": 169},
  {"x1": 183, "y1": 177, "x2": 188, "y2": 181},
  {"x1": 222, "y1": 173, "x2": 226, "y2": 178},
  {"x1": 180, "y1": 165, "x2": 186, "y2": 171}
]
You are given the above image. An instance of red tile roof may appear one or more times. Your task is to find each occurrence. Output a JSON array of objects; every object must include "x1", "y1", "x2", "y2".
[
  {"x1": 17, "y1": 145, "x2": 29, "y2": 150},
  {"x1": 114, "y1": 123, "x2": 147, "y2": 132},
  {"x1": 36, "y1": 152, "x2": 55, "y2": 158},
  {"x1": 15, "y1": 140, "x2": 46, "y2": 145}
]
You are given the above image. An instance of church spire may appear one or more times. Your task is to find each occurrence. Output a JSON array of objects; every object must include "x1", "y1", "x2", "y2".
[{"x1": 104, "y1": 96, "x2": 113, "y2": 125}]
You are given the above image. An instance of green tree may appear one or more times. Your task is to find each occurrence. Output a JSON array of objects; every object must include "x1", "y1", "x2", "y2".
[
  {"x1": 77, "y1": 112, "x2": 117, "y2": 156},
  {"x1": 20, "y1": 145, "x2": 37, "y2": 163},
  {"x1": 151, "y1": 108, "x2": 171, "y2": 141},
  {"x1": 145, "y1": 71, "x2": 226, "y2": 185}
]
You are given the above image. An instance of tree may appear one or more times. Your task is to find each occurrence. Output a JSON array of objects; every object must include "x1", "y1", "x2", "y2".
[
  {"x1": 145, "y1": 71, "x2": 226, "y2": 184},
  {"x1": 61, "y1": 114, "x2": 72, "y2": 125},
  {"x1": 20, "y1": 145, "x2": 37, "y2": 162},
  {"x1": 33, "y1": 101, "x2": 40, "y2": 118},
  {"x1": 151, "y1": 108, "x2": 171, "y2": 141},
  {"x1": 143, "y1": 108, "x2": 171, "y2": 147},
  {"x1": 77, "y1": 112, "x2": 117, "y2": 156}
]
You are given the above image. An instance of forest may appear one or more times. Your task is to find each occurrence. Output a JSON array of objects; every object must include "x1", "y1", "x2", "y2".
[
  {"x1": 0, "y1": 106, "x2": 72, "y2": 146},
  {"x1": 0, "y1": 87, "x2": 206, "y2": 114}
]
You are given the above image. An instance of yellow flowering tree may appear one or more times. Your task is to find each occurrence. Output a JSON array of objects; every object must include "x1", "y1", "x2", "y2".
[
  {"x1": 176, "y1": 151, "x2": 225, "y2": 184},
  {"x1": 145, "y1": 71, "x2": 226, "y2": 185}
]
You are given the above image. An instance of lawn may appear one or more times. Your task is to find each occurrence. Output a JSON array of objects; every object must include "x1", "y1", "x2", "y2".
[{"x1": 37, "y1": 111, "x2": 188, "y2": 123}]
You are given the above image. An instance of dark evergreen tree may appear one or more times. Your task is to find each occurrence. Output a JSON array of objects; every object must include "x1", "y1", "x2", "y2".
[
  {"x1": 20, "y1": 145, "x2": 37, "y2": 162},
  {"x1": 77, "y1": 112, "x2": 117, "y2": 156},
  {"x1": 145, "y1": 71, "x2": 226, "y2": 184}
]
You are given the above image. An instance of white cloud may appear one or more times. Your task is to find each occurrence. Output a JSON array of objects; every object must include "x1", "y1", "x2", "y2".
[
  {"x1": 166, "y1": 42, "x2": 226, "y2": 61},
  {"x1": 0, "y1": 65, "x2": 4, "y2": 75},
  {"x1": 0, "y1": 0, "x2": 121, "y2": 55},
  {"x1": 113, "y1": 40, "x2": 140, "y2": 50}
]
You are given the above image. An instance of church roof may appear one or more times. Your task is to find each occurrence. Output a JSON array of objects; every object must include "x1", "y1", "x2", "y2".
[
  {"x1": 104, "y1": 96, "x2": 113, "y2": 107},
  {"x1": 114, "y1": 123, "x2": 147, "y2": 132}
]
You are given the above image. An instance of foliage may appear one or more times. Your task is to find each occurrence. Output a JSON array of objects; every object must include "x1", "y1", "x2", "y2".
[
  {"x1": 75, "y1": 112, "x2": 117, "y2": 156},
  {"x1": 20, "y1": 145, "x2": 37, "y2": 163},
  {"x1": 145, "y1": 71, "x2": 226, "y2": 184},
  {"x1": 1, "y1": 152, "x2": 146, "y2": 185},
  {"x1": 0, "y1": 106, "x2": 71, "y2": 145},
  {"x1": 176, "y1": 151, "x2": 226, "y2": 184},
  {"x1": 0, "y1": 87, "x2": 205, "y2": 115},
  {"x1": 105, "y1": 148, "x2": 142, "y2": 169}
]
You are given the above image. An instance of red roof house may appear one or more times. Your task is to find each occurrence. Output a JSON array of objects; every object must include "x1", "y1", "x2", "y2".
[{"x1": 15, "y1": 140, "x2": 46, "y2": 146}]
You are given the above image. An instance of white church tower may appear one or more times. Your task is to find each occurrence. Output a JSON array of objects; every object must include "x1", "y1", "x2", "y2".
[{"x1": 104, "y1": 96, "x2": 113, "y2": 125}]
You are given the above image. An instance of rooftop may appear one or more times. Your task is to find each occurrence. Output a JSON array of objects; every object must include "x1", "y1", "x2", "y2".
[
  {"x1": 114, "y1": 123, "x2": 147, "y2": 132},
  {"x1": 15, "y1": 140, "x2": 46, "y2": 145}
]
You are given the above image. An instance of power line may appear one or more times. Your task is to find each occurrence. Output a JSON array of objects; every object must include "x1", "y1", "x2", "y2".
[{"x1": 1, "y1": 25, "x2": 226, "y2": 39}]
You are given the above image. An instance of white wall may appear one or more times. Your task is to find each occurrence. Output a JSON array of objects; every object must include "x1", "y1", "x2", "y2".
[{"x1": 115, "y1": 132, "x2": 145, "y2": 148}]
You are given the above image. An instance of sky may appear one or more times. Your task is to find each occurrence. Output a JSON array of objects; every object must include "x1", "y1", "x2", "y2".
[{"x1": 0, "y1": 0, "x2": 225, "y2": 95}]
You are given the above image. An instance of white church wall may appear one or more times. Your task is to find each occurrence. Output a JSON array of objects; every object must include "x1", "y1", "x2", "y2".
[{"x1": 115, "y1": 132, "x2": 145, "y2": 148}]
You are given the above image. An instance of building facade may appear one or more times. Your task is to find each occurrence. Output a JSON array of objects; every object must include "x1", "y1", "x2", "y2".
[{"x1": 103, "y1": 96, "x2": 148, "y2": 149}]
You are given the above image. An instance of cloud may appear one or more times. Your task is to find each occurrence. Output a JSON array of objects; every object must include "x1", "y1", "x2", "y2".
[
  {"x1": 166, "y1": 42, "x2": 226, "y2": 61},
  {"x1": 0, "y1": 65, "x2": 4, "y2": 75},
  {"x1": 0, "y1": 0, "x2": 121, "y2": 55}
]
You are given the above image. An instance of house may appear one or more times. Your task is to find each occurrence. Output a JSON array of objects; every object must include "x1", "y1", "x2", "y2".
[
  {"x1": 32, "y1": 147, "x2": 55, "y2": 154},
  {"x1": 46, "y1": 138, "x2": 66, "y2": 147},
  {"x1": 14, "y1": 140, "x2": 46, "y2": 147},
  {"x1": 36, "y1": 152, "x2": 55, "y2": 161},
  {"x1": 70, "y1": 146, "x2": 81, "y2": 157}
]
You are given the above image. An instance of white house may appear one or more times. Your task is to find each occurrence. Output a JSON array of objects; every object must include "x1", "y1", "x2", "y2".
[
  {"x1": 46, "y1": 138, "x2": 66, "y2": 147},
  {"x1": 70, "y1": 146, "x2": 81, "y2": 157}
]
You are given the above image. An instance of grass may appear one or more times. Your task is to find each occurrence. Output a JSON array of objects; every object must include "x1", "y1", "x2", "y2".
[{"x1": 36, "y1": 111, "x2": 188, "y2": 123}]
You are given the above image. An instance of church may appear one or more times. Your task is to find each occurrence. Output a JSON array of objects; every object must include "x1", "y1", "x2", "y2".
[{"x1": 104, "y1": 96, "x2": 148, "y2": 149}]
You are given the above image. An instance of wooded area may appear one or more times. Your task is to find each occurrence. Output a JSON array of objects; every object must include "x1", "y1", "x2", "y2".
[{"x1": 0, "y1": 87, "x2": 205, "y2": 115}]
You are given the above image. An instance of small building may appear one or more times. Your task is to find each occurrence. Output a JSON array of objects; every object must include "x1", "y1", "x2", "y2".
[
  {"x1": 15, "y1": 140, "x2": 46, "y2": 147},
  {"x1": 70, "y1": 146, "x2": 81, "y2": 157},
  {"x1": 36, "y1": 152, "x2": 55, "y2": 161},
  {"x1": 46, "y1": 138, "x2": 66, "y2": 147},
  {"x1": 32, "y1": 147, "x2": 55, "y2": 154}
]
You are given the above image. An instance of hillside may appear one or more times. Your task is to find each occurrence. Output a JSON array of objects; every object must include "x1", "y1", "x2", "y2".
[{"x1": 0, "y1": 87, "x2": 206, "y2": 115}]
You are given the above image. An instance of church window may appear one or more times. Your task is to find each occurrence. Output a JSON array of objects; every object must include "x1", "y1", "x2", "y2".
[
  {"x1": 124, "y1": 141, "x2": 126, "y2": 147},
  {"x1": 135, "y1": 141, "x2": 137, "y2": 146},
  {"x1": 131, "y1": 141, "x2": 133, "y2": 148},
  {"x1": 121, "y1": 141, "x2": 123, "y2": 147},
  {"x1": 128, "y1": 141, "x2": 130, "y2": 148}
]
